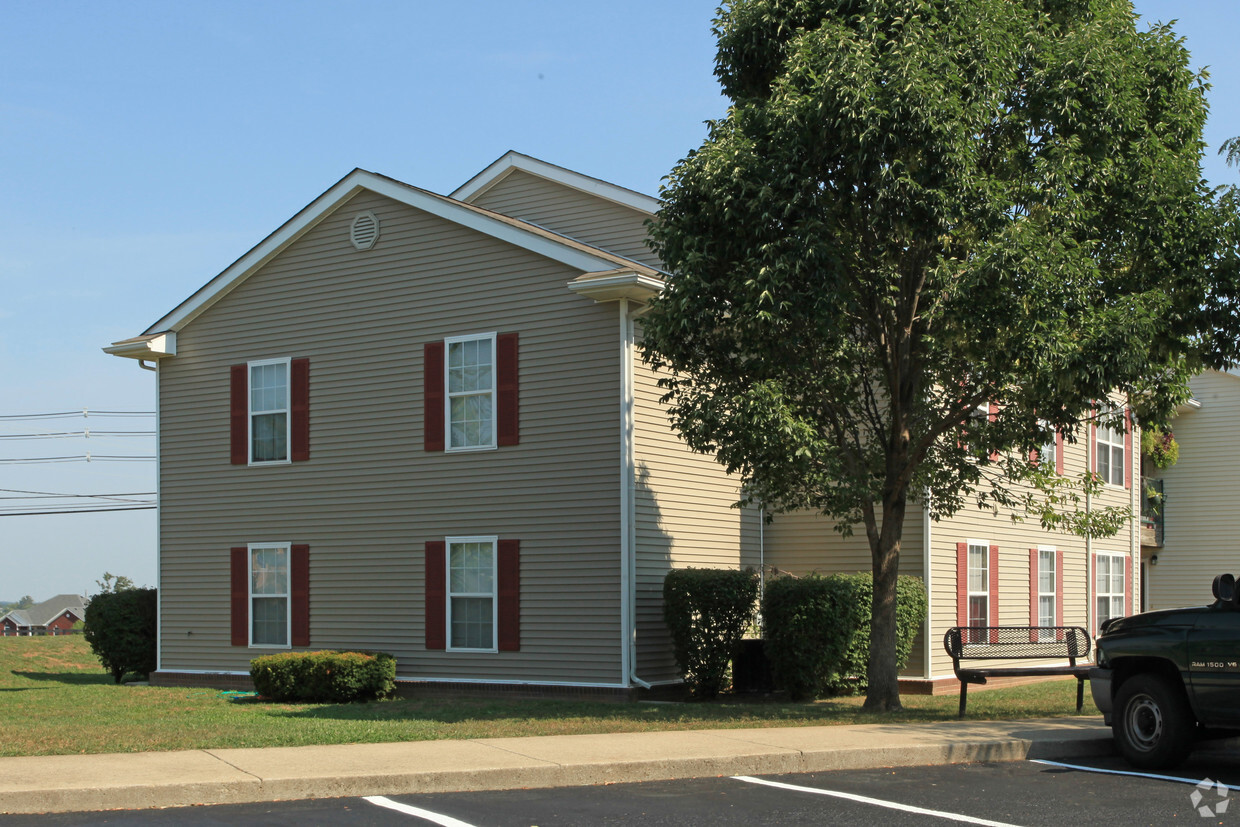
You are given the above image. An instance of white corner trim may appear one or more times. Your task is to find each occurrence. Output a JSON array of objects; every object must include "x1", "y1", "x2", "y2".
[{"x1": 452, "y1": 151, "x2": 662, "y2": 215}]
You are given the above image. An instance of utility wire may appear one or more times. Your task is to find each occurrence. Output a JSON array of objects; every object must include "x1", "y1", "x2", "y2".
[
  {"x1": 0, "y1": 488, "x2": 156, "y2": 499},
  {"x1": 0, "y1": 431, "x2": 155, "y2": 440},
  {"x1": 0, "y1": 410, "x2": 154, "y2": 421},
  {"x1": 0, "y1": 455, "x2": 155, "y2": 464},
  {"x1": 0, "y1": 505, "x2": 156, "y2": 517}
]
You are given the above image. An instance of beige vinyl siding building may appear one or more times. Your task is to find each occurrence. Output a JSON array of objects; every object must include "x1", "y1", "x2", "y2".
[{"x1": 1143, "y1": 370, "x2": 1240, "y2": 611}]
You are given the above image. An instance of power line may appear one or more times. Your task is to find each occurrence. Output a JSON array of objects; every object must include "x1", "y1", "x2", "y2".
[
  {"x1": 0, "y1": 505, "x2": 156, "y2": 517},
  {"x1": 0, "y1": 431, "x2": 154, "y2": 440},
  {"x1": 0, "y1": 410, "x2": 154, "y2": 421},
  {"x1": 0, "y1": 488, "x2": 156, "y2": 499},
  {"x1": 0, "y1": 455, "x2": 155, "y2": 464}
]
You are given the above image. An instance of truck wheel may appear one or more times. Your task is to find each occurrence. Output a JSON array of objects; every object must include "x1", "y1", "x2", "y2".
[{"x1": 1113, "y1": 674, "x2": 1195, "y2": 769}]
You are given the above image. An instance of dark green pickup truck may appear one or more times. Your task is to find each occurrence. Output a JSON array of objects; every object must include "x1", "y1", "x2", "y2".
[{"x1": 1090, "y1": 573, "x2": 1240, "y2": 768}]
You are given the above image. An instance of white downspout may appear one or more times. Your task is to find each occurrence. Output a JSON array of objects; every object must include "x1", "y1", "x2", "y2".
[
  {"x1": 153, "y1": 359, "x2": 162, "y2": 673},
  {"x1": 922, "y1": 487, "x2": 933, "y2": 681},
  {"x1": 619, "y1": 299, "x2": 651, "y2": 689}
]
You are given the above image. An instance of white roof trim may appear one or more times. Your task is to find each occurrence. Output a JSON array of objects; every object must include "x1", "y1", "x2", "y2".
[
  {"x1": 452, "y1": 151, "x2": 662, "y2": 215},
  {"x1": 140, "y1": 170, "x2": 627, "y2": 335},
  {"x1": 568, "y1": 270, "x2": 665, "y2": 303},
  {"x1": 103, "y1": 332, "x2": 177, "y2": 360}
]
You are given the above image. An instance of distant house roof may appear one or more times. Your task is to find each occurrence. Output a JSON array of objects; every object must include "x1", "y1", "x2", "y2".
[
  {"x1": 106, "y1": 162, "x2": 666, "y2": 358},
  {"x1": 3, "y1": 595, "x2": 86, "y2": 629}
]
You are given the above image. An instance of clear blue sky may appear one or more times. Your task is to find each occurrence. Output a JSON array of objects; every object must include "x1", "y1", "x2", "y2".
[{"x1": 1, "y1": 1, "x2": 1236, "y2": 602}]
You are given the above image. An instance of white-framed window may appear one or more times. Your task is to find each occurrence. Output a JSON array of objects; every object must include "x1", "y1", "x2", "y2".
[
  {"x1": 249, "y1": 543, "x2": 290, "y2": 647},
  {"x1": 967, "y1": 541, "x2": 989, "y2": 644},
  {"x1": 447, "y1": 536, "x2": 497, "y2": 651},
  {"x1": 249, "y1": 358, "x2": 291, "y2": 464},
  {"x1": 1037, "y1": 547, "x2": 1057, "y2": 639},
  {"x1": 1096, "y1": 553, "x2": 1127, "y2": 628},
  {"x1": 1095, "y1": 413, "x2": 1126, "y2": 487},
  {"x1": 1037, "y1": 420, "x2": 1056, "y2": 468},
  {"x1": 445, "y1": 333, "x2": 496, "y2": 452}
]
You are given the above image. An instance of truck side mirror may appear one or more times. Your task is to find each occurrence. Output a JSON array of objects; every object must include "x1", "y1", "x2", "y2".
[{"x1": 1212, "y1": 573, "x2": 1236, "y2": 604}]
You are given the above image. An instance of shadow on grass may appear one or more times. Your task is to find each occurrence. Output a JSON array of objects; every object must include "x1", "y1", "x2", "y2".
[{"x1": 10, "y1": 670, "x2": 112, "y2": 686}]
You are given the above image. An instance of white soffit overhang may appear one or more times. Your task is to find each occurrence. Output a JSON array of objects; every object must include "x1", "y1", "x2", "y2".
[
  {"x1": 136, "y1": 170, "x2": 631, "y2": 337},
  {"x1": 103, "y1": 332, "x2": 176, "y2": 360},
  {"x1": 568, "y1": 269, "x2": 665, "y2": 303},
  {"x1": 452, "y1": 151, "x2": 662, "y2": 215}
]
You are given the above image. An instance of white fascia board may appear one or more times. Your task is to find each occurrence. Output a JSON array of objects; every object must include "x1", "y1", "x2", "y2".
[
  {"x1": 568, "y1": 271, "x2": 666, "y2": 303},
  {"x1": 103, "y1": 332, "x2": 176, "y2": 360},
  {"x1": 142, "y1": 170, "x2": 623, "y2": 336},
  {"x1": 452, "y1": 151, "x2": 662, "y2": 215}
]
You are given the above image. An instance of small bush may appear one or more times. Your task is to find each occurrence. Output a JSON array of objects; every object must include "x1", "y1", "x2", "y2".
[
  {"x1": 762, "y1": 575, "x2": 863, "y2": 700},
  {"x1": 762, "y1": 573, "x2": 928, "y2": 699},
  {"x1": 830, "y1": 573, "x2": 928, "y2": 694},
  {"x1": 83, "y1": 588, "x2": 157, "y2": 683},
  {"x1": 663, "y1": 568, "x2": 759, "y2": 698},
  {"x1": 250, "y1": 650, "x2": 396, "y2": 703}
]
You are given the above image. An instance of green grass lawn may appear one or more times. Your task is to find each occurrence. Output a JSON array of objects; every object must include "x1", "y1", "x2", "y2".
[{"x1": 0, "y1": 635, "x2": 1098, "y2": 757}]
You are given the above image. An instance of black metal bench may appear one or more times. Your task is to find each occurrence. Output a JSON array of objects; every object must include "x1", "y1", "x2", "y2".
[{"x1": 943, "y1": 626, "x2": 1092, "y2": 717}]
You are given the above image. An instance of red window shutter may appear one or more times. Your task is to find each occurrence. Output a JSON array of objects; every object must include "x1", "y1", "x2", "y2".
[
  {"x1": 497, "y1": 539, "x2": 520, "y2": 651},
  {"x1": 989, "y1": 545, "x2": 1000, "y2": 643},
  {"x1": 1090, "y1": 554, "x2": 1098, "y2": 636},
  {"x1": 956, "y1": 542, "x2": 968, "y2": 628},
  {"x1": 424, "y1": 343, "x2": 445, "y2": 452},
  {"x1": 425, "y1": 541, "x2": 446, "y2": 649},
  {"x1": 988, "y1": 403, "x2": 999, "y2": 461},
  {"x1": 1055, "y1": 431, "x2": 1064, "y2": 476},
  {"x1": 291, "y1": 544, "x2": 310, "y2": 646},
  {"x1": 1028, "y1": 549, "x2": 1039, "y2": 639},
  {"x1": 230, "y1": 366, "x2": 248, "y2": 465},
  {"x1": 1123, "y1": 409, "x2": 1133, "y2": 489},
  {"x1": 291, "y1": 358, "x2": 310, "y2": 462},
  {"x1": 1089, "y1": 408, "x2": 1097, "y2": 478},
  {"x1": 230, "y1": 547, "x2": 248, "y2": 646},
  {"x1": 496, "y1": 333, "x2": 519, "y2": 447}
]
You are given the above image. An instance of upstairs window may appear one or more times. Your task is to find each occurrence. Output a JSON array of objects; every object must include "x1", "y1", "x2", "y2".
[
  {"x1": 1096, "y1": 420, "x2": 1125, "y2": 486},
  {"x1": 446, "y1": 334, "x2": 495, "y2": 451},
  {"x1": 250, "y1": 359, "x2": 289, "y2": 463},
  {"x1": 230, "y1": 358, "x2": 309, "y2": 465}
]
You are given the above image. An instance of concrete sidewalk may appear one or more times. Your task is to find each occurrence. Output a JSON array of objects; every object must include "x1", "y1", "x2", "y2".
[{"x1": 0, "y1": 717, "x2": 1114, "y2": 815}]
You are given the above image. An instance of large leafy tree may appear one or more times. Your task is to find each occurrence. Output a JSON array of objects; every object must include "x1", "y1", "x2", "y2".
[{"x1": 642, "y1": 0, "x2": 1240, "y2": 711}]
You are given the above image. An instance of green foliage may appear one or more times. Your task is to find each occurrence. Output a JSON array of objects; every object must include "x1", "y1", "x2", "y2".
[
  {"x1": 94, "y1": 572, "x2": 138, "y2": 594},
  {"x1": 250, "y1": 650, "x2": 396, "y2": 703},
  {"x1": 1141, "y1": 426, "x2": 1179, "y2": 468},
  {"x1": 763, "y1": 573, "x2": 927, "y2": 699},
  {"x1": 641, "y1": 0, "x2": 1239, "y2": 710},
  {"x1": 15, "y1": 595, "x2": 34, "y2": 610},
  {"x1": 83, "y1": 588, "x2": 157, "y2": 683},
  {"x1": 762, "y1": 574, "x2": 863, "y2": 701},
  {"x1": 662, "y1": 568, "x2": 759, "y2": 698},
  {"x1": 830, "y1": 574, "x2": 928, "y2": 695}
]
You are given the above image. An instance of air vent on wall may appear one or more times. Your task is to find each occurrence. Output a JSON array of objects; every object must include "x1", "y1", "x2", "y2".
[{"x1": 350, "y1": 210, "x2": 380, "y2": 250}]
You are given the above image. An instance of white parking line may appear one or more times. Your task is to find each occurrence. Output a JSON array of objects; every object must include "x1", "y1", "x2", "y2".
[
  {"x1": 1030, "y1": 758, "x2": 1214, "y2": 786},
  {"x1": 363, "y1": 795, "x2": 479, "y2": 826},
  {"x1": 732, "y1": 775, "x2": 1023, "y2": 826}
]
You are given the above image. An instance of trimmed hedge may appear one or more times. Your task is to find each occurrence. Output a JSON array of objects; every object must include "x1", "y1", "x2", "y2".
[
  {"x1": 763, "y1": 573, "x2": 927, "y2": 700},
  {"x1": 250, "y1": 650, "x2": 397, "y2": 703},
  {"x1": 83, "y1": 588, "x2": 157, "y2": 683},
  {"x1": 663, "y1": 567, "x2": 759, "y2": 698}
]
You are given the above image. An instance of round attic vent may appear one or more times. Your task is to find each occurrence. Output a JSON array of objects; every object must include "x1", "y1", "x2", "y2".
[{"x1": 350, "y1": 210, "x2": 380, "y2": 250}]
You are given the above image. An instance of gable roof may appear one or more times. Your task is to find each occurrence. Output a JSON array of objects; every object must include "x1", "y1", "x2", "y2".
[
  {"x1": 452, "y1": 151, "x2": 662, "y2": 215},
  {"x1": 2, "y1": 595, "x2": 85, "y2": 628},
  {"x1": 107, "y1": 165, "x2": 665, "y2": 358}
]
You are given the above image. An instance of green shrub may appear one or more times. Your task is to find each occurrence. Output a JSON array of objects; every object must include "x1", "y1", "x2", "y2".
[
  {"x1": 829, "y1": 573, "x2": 928, "y2": 694},
  {"x1": 762, "y1": 573, "x2": 928, "y2": 699},
  {"x1": 83, "y1": 588, "x2": 157, "y2": 683},
  {"x1": 762, "y1": 574, "x2": 863, "y2": 700},
  {"x1": 250, "y1": 650, "x2": 396, "y2": 703},
  {"x1": 662, "y1": 567, "x2": 759, "y2": 698}
]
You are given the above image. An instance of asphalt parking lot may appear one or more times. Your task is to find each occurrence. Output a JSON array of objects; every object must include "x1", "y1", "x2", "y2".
[{"x1": 7, "y1": 750, "x2": 1237, "y2": 826}]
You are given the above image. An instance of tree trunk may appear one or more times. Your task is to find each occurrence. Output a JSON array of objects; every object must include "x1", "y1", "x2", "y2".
[{"x1": 862, "y1": 492, "x2": 907, "y2": 712}]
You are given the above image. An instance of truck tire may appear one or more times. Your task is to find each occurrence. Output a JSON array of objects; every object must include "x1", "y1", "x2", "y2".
[{"x1": 1113, "y1": 673, "x2": 1195, "y2": 769}]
